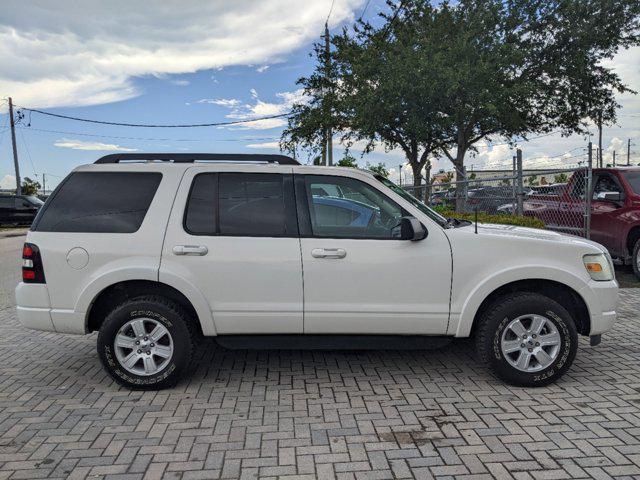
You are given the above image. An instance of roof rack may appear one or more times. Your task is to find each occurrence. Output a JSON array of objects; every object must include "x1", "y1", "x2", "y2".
[{"x1": 94, "y1": 153, "x2": 299, "y2": 165}]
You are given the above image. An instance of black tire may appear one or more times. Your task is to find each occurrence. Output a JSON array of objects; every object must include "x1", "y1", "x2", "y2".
[
  {"x1": 632, "y1": 238, "x2": 640, "y2": 281},
  {"x1": 475, "y1": 292, "x2": 578, "y2": 387},
  {"x1": 97, "y1": 295, "x2": 195, "y2": 390}
]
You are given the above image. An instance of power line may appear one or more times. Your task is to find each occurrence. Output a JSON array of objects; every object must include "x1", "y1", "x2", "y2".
[
  {"x1": 524, "y1": 146, "x2": 584, "y2": 162},
  {"x1": 326, "y1": 0, "x2": 336, "y2": 23},
  {"x1": 482, "y1": 130, "x2": 562, "y2": 147},
  {"x1": 18, "y1": 128, "x2": 37, "y2": 177},
  {"x1": 378, "y1": 0, "x2": 408, "y2": 38},
  {"x1": 17, "y1": 126, "x2": 279, "y2": 143},
  {"x1": 358, "y1": 0, "x2": 373, "y2": 21},
  {"x1": 15, "y1": 106, "x2": 290, "y2": 128}
]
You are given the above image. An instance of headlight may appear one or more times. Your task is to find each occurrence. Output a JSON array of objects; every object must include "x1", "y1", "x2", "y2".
[{"x1": 583, "y1": 253, "x2": 614, "y2": 281}]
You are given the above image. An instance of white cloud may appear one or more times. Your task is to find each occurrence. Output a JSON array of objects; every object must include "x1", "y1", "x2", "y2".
[
  {"x1": 256, "y1": 65, "x2": 270, "y2": 73},
  {"x1": 0, "y1": 0, "x2": 362, "y2": 108},
  {"x1": 53, "y1": 138, "x2": 139, "y2": 152},
  {"x1": 170, "y1": 79, "x2": 190, "y2": 86},
  {"x1": 197, "y1": 98, "x2": 241, "y2": 107},
  {"x1": 0, "y1": 174, "x2": 16, "y2": 189},
  {"x1": 246, "y1": 141, "x2": 280, "y2": 149},
  {"x1": 205, "y1": 88, "x2": 309, "y2": 130}
]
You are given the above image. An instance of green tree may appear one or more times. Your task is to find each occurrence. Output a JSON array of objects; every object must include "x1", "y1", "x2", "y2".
[
  {"x1": 328, "y1": 8, "x2": 453, "y2": 189},
  {"x1": 366, "y1": 162, "x2": 390, "y2": 178},
  {"x1": 285, "y1": 0, "x2": 639, "y2": 210},
  {"x1": 554, "y1": 173, "x2": 568, "y2": 183},
  {"x1": 336, "y1": 155, "x2": 359, "y2": 168},
  {"x1": 526, "y1": 175, "x2": 539, "y2": 187},
  {"x1": 21, "y1": 177, "x2": 41, "y2": 196},
  {"x1": 281, "y1": 34, "x2": 341, "y2": 164}
]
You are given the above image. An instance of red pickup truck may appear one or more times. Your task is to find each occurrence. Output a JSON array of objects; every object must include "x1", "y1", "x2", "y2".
[{"x1": 524, "y1": 167, "x2": 640, "y2": 279}]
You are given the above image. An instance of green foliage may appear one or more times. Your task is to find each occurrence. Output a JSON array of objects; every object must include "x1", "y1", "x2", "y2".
[
  {"x1": 21, "y1": 177, "x2": 41, "y2": 196},
  {"x1": 526, "y1": 175, "x2": 539, "y2": 186},
  {"x1": 366, "y1": 162, "x2": 390, "y2": 178},
  {"x1": 335, "y1": 155, "x2": 358, "y2": 167},
  {"x1": 433, "y1": 207, "x2": 546, "y2": 229},
  {"x1": 554, "y1": 173, "x2": 568, "y2": 183}
]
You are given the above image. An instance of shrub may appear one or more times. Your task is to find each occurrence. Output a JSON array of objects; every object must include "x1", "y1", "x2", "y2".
[{"x1": 432, "y1": 207, "x2": 546, "y2": 229}]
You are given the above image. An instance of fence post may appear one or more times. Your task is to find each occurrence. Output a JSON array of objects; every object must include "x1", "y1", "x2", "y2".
[
  {"x1": 512, "y1": 155, "x2": 517, "y2": 213},
  {"x1": 516, "y1": 149, "x2": 524, "y2": 215},
  {"x1": 585, "y1": 142, "x2": 593, "y2": 239}
]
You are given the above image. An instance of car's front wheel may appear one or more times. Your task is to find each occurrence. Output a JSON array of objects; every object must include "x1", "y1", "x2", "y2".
[
  {"x1": 97, "y1": 295, "x2": 195, "y2": 390},
  {"x1": 475, "y1": 292, "x2": 578, "y2": 387}
]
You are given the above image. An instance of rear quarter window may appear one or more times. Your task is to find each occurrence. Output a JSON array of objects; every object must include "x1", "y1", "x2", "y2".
[{"x1": 33, "y1": 171, "x2": 162, "y2": 233}]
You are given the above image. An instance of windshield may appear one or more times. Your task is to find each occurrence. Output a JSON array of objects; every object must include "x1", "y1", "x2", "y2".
[
  {"x1": 375, "y1": 175, "x2": 448, "y2": 227},
  {"x1": 623, "y1": 171, "x2": 640, "y2": 195}
]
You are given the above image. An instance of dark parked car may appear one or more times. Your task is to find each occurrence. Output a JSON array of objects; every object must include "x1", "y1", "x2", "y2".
[
  {"x1": 0, "y1": 195, "x2": 44, "y2": 226},
  {"x1": 465, "y1": 186, "x2": 515, "y2": 213}
]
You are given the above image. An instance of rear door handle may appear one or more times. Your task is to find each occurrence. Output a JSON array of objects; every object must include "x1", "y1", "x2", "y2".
[
  {"x1": 173, "y1": 245, "x2": 208, "y2": 256},
  {"x1": 311, "y1": 248, "x2": 346, "y2": 259}
]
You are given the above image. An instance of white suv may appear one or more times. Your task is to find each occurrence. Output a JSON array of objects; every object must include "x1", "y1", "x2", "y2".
[{"x1": 16, "y1": 153, "x2": 618, "y2": 389}]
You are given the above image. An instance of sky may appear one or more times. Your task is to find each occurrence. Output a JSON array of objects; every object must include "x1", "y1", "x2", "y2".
[{"x1": 0, "y1": 0, "x2": 639, "y2": 191}]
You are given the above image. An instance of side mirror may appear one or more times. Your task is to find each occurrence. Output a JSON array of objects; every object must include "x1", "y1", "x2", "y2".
[
  {"x1": 392, "y1": 216, "x2": 428, "y2": 241},
  {"x1": 595, "y1": 191, "x2": 622, "y2": 202}
]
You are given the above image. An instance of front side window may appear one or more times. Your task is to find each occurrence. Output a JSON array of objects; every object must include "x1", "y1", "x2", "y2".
[
  {"x1": 33, "y1": 172, "x2": 162, "y2": 233},
  {"x1": 593, "y1": 174, "x2": 622, "y2": 197},
  {"x1": 623, "y1": 171, "x2": 640, "y2": 194},
  {"x1": 305, "y1": 176, "x2": 407, "y2": 239}
]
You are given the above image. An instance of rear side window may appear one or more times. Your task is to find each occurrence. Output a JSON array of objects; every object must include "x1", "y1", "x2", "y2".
[
  {"x1": 33, "y1": 172, "x2": 162, "y2": 233},
  {"x1": 184, "y1": 173, "x2": 217, "y2": 235},
  {"x1": 184, "y1": 172, "x2": 296, "y2": 237}
]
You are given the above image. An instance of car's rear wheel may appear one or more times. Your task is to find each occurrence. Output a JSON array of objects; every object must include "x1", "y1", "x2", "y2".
[
  {"x1": 475, "y1": 292, "x2": 578, "y2": 387},
  {"x1": 97, "y1": 295, "x2": 195, "y2": 390},
  {"x1": 632, "y1": 238, "x2": 640, "y2": 281}
]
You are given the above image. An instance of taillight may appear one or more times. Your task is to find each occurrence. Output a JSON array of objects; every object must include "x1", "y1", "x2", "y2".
[{"x1": 22, "y1": 243, "x2": 45, "y2": 283}]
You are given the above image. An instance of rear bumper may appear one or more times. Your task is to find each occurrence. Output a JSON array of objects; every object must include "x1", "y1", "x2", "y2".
[
  {"x1": 578, "y1": 280, "x2": 618, "y2": 336},
  {"x1": 16, "y1": 306, "x2": 55, "y2": 332},
  {"x1": 15, "y1": 282, "x2": 85, "y2": 334}
]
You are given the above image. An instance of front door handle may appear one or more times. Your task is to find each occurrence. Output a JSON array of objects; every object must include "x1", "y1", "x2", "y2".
[
  {"x1": 173, "y1": 245, "x2": 208, "y2": 256},
  {"x1": 311, "y1": 248, "x2": 346, "y2": 259}
]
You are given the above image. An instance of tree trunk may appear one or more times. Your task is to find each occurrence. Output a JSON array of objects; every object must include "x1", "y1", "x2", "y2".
[
  {"x1": 453, "y1": 151, "x2": 467, "y2": 213},
  {"x1": 423, "y1": 161, "x2": 432, "y2": 205}
]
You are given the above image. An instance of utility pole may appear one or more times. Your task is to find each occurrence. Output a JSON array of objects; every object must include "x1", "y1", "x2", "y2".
[
  {"x1": 42, "y1": 173, "x2": 46, "y2": 196},
  {"x1": 324, "y1": 22, "x2": 333, "y2": 166},
  {"x1": 613, "y1": 150, "x2": 616, "y2": 167},
  {"x1": 585, "y1": 142, "x2": 593, "y2": 239},
  {"x1": 8, "y1": 97, "x2": 21, "y2": 195},
  {"x1": 628, "y1": 138, "x2": 632, "y2": 166}
]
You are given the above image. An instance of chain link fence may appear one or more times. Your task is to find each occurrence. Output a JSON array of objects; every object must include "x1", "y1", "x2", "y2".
[{"x1": 404, "y1": 166, "x2": 593, "y2": 238}]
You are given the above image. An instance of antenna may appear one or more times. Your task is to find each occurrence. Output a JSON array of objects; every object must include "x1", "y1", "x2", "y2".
[{"x1": 474, "y1": 207, "x2": 478, "y2": 234}]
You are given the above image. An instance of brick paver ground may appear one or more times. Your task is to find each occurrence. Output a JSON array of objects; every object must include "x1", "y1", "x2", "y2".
[{"x1": 1, "y1": 234, "x2": 639, "y2": 479}]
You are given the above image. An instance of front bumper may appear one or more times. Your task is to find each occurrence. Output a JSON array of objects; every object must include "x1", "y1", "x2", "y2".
[{"x1": 578, "y1": 279, "x2": 618, "y2": 336}]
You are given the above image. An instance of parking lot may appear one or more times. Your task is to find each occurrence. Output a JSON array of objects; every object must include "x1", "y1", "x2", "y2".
[{"x1": 1, "y1": 231, "x2": 640, "y2": 480}]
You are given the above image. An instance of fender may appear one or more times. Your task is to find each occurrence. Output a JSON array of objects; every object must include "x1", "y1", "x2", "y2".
[
  {"x1": 451, "y1": 265, "x2": 592, "y2": 337},
  {"x1": 74, "y1": 263, "x2": 158, "y2": 329},
  {"x1": 158, "y1": 268, "x2": 217, "y2": 336}
]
